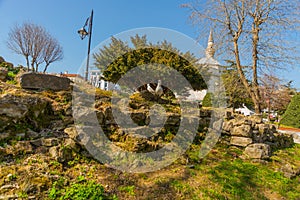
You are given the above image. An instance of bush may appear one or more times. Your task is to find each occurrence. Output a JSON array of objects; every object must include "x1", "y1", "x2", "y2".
[
  {"x1": 0, "y1": 61, "x2": 21, "y2": 85},
  {"x1": 202, "y1": 93, "x2": 212, "y2": 107},
  {"x1": 280, "y1": 93, "x2": 300, "y2": 128}
]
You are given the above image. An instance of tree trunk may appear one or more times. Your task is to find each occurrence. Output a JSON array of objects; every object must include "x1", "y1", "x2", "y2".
[
  {"x1": 31, "y1": 60, "x2": 35, "y2": 72},
  {"x1": 233, "y1": 38, "x2": 261, "y2": 114},
  {"x1": 251, "y1": 22, "x2": 261, "y2": 113},
  {"x1": 25, "y1": 56, "x2": 30, "y2": 71},
  {"x1": 43, "y1": 63, "x2": 49, "y2": 73},
  {"x1": 36, "y1": 63, "x2": 39, "y2": 73}
]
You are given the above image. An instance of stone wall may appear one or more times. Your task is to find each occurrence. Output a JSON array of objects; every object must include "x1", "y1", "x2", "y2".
[
  {"x1": 0, "y1": 81, "x2": 295, "y2": 164},
  {"x1": 222, "y1": 115, "x2": 294, "y2": 159},
  {"x1": 72, "y1": 92, "x2": 294, "y2": 159}
]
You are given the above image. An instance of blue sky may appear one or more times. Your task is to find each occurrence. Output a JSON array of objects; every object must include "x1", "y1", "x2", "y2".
[{"x1": 0, "y1": 0, "x2": 299, "y2": 89}]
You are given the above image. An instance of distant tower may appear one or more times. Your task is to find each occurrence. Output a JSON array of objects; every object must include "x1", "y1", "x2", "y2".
[{"x1": 205, "y1": 30, "x2": 215, "y2": 58}]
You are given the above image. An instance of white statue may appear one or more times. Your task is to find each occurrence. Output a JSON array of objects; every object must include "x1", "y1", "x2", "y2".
[{"x1": 147, "y1": 80, "x2": 163, "y2": 97}]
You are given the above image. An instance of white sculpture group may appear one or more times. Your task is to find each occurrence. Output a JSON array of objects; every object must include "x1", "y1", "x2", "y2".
[{"x1": 147, "y1": 80, "x2": 164, "y2": 97}]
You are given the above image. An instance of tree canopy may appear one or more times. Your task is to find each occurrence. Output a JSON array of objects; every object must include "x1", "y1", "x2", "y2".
[
  {"x1": 93, "y1": 35, "x2": 207, "y2": 92},
  {"x1": 221, "y1": 61, "x2": 253, "y2": 109},
  {"x1": 280, "y1": 93, "x2": 300, "y2": 128}
]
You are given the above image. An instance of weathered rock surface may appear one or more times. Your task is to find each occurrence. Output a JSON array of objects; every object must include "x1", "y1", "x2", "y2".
[
  {"x1": 279, "y1": 163, "x2": 300, "y2": 179},
  {"x1": 0, "y1": 56, "x2": 5, "y2": 63},
  {"x1": 230, "y1": 136, "x2": 253, "y2": 147},
  {"x1": 223, "y1": 116, "x2": 294, "y2": 160},
  {"x1": 0, "y1": 93, "x2": 53, "y2": 133},
  {"x1": 20, "y1": 72, "x2": 71, "y2": 91},
  {"x1": 49, "y1": 145, "x2": 73, "y2": 163},
  {"x1": 244, "y1": 143, "x2": 271, "y2": 159},
  {"x1": 232, "y1": 124, "x2": 252, "y2": 137},
  {"x1": 0, "y1": 67, "x2": 8, "y2": 81}
]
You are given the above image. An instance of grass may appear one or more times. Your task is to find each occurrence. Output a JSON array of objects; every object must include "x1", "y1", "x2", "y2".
[
  {"x1": 187, "y1": 144, "x2": 300, "y2": 199},
  {"x1": 1, "y1": 141, "x2": 300, "y2": 199},
  {"x1": 118, "y1": 185, "x2": 135, "y2": 196}
]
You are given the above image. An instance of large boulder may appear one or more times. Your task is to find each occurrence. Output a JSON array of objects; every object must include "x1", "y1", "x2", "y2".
[
  {"x1": 20, "y1": 72, "x2": 71, "y2": 91},
  {"x1": 0, "y1": 67, "x2": 8, "y2": 81},
  {"x1": 279, "y1": 163, "x2": 300, "y2": 179},
  {"x1": 231, "y1": 124, "x2": 252, "y2": 137},
  {"x1": 244, "y1": 143, "x2": 271, "y2": 159},
  {"x1": 0, "y1": 94, "x2": 29, "y2": 119},
  {"x1": 230, "y1": 136, "x2": 253, "y2": 147}
]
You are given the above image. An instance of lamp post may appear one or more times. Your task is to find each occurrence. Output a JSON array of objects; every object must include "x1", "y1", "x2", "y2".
[{"x1": 78, "y1": 9, "x2": 93, "y2": 82}]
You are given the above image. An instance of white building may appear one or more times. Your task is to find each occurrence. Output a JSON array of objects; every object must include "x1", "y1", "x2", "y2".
[
  {"x1": 235, "y1": 104, "x2": 255, "y2": 116},
  {"x1": 185, "y1": 30, "x2": 224, "y2": 105},
  {"x1": 89, "y1": 69, "x2": 117, "y2": 90}
]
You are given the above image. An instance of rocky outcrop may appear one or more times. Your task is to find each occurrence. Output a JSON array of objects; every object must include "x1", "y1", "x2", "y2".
[
  {"x1": 0, "y1": 83, "x2": 74, "y2": 144},
  {"x1": 0, "y1": 128, "x2": 81, "y2": 164},
  {"x1": 1, "y1": 78, "x2": 296, "y2": 164},
  {"x1": 0, "y1": 93, "x2": 53, "y2": 133},
  {"x1": 20, "y1": 72, "x2": 71, "y2": 91}
]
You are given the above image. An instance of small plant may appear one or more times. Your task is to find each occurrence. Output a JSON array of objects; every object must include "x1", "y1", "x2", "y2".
[
  {"x1": 17, "y1": 191, "x2": 28, "y2": 199},
  {"x1": 118, "y1": 185, "x2": 135, "y2": 196},
  {"x1": 171, "y1": 180, "x2": 192, "y2": 195},
  {"x1": 8, "y1": 173, "x2": 17, "y2": 181},
  {"x1": 202, "y1": 92, "x2": 212, "y2": 107},
  {"x1": 164, "y1": 130, "x2": 175, "y2": 142},
  {"x1": 50, "y1": 160, "x2": 61, "y2": 167},
  {"x1": 6, "y1": 79, "x2": 17, "y2": 85},
  {"x1": 49, "y1": 176, "x2": 115, "y2": 200},
  {"x1": 49, "y1": 180, "x2": 61, "y2": 199},
  {"x1": 7, "y1": 71, "x2": 16, "y2": 79},
  {"x1": 77, "y1": 175, "x2": 85, "y2": 182}
]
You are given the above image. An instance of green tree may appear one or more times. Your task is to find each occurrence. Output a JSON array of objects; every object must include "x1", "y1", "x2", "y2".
[
  {"x1": 202, "y1": 92, "x2": 212, "y2": 107},
  {"x1": 280, "y1": 93, "x2": 300, "y2": 128},
  {"x1": 93, "y1": 35, "x2": 207, "y2": 92},
  {"x1": 221, "y1": 61, "x2": 253, "y2": 109}
]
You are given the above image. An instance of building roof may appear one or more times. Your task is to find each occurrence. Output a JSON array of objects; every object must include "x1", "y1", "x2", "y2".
[{"x1": 61, "y1": 74, "x2": 79, "y2": 78}]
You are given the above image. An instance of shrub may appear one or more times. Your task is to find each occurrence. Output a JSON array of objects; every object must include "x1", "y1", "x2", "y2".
[
  {"x1": 280, "y1": 93, "x2": 300, "y2": 128},
  {"x1": 202, "y1": 93, "x2": 212, "y2": 107}
]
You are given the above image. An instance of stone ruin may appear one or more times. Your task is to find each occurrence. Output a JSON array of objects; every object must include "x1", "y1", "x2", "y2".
[
  {"x1": 20, "y1": 72, "x2": 71, "y2": 91},
  {"x1": 222, "y1": 115, "x2": 294, "y2": 160}
]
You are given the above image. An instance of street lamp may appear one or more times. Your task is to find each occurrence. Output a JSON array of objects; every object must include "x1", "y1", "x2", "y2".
[{"x1": 78, "y1": 9, "x2": 93, "y2": 82}]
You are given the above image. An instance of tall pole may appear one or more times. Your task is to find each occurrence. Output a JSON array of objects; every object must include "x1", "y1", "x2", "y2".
[{"x1": 85, "y1": 10, "x2": 93, "y2": 82}]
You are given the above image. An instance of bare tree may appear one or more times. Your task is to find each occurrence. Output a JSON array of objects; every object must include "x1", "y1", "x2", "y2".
[
  {"x1": 260, "y1": 74, "x2": 292, "y2": 116},
  {"x1": 42, "y1": 37, "x2": 63, "y2": 73},
  {"x1": 7, "y1": 22, "x2": 63, "y2": 72},
  {"x1": 7, "y1": 23, "x2": 31, "y2": 70},
  {"x1": 30, "y1": 24, "x2": 48, "y2": 72},
  {"x1": 183, "y1": 0, "x2": 300, "y2": 113}
]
